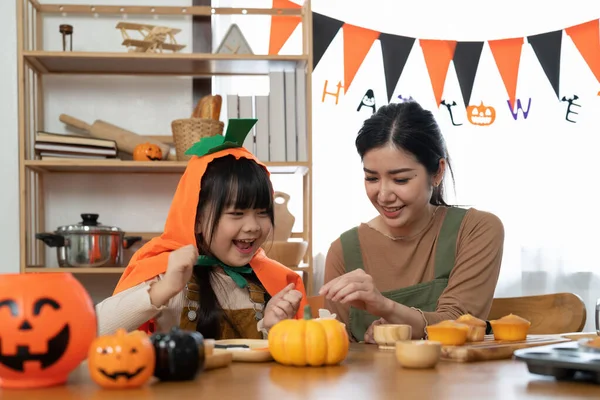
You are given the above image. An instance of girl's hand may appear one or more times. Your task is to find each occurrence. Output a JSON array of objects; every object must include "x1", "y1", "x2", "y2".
[
  {"x1": 149, "y1": 245, "x2": 198, "y2": 307},
  {"x1": 364, "y1": 318, "x2": 387, "y2": 344},
  {"x1": 319, "y1": 269, "x2": 391, "y2": 317},
  {"x1": 262, "y1": 283, "x2": 303, "y2": 331}
]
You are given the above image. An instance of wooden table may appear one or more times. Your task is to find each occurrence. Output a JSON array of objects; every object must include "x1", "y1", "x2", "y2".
[{"x1": 1, "y1": 343, "x2": 598, "y2": 399}]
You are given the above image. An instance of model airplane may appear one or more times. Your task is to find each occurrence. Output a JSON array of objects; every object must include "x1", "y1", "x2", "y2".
[{"x1": 116, "y1": 22, "x2": 186, "y2": 53}]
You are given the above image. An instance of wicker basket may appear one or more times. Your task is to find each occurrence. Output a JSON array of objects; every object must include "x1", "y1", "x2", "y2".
[{"x1": 171, "y1": 118, "x2": 224, "y2": 161}]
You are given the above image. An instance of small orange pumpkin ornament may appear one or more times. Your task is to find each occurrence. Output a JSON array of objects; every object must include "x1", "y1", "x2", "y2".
[
  {"x1": 133, "y1": 143, "x2": 163, "y2": 161},
  {"x1": 0, "y1": 273, "x2": 97, "y2": 389},
  {"x1": 466, "y1": 102, "x2": 496, "y2": 126},
  {"x1": 268, "y1": 305, "x2": 349, "y2": 367},
  {"x1": 88, "y1": 328, "x2": 155, "y2": 389}
]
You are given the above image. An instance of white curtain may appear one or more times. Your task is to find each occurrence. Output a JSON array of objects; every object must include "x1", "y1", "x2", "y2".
[{"x1": 213, "y1": 0, "x2": 600, "y2": 332}]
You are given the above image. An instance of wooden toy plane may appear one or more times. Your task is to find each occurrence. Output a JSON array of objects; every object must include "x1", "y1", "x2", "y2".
[{"x1": 116, "y1": 22, "x2": 186, "y2": 53}]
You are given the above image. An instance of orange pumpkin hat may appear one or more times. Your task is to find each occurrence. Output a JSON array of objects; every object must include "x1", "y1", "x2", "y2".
[{"x1": 113, "y1": 119, "x2": 307, "y2": 332}]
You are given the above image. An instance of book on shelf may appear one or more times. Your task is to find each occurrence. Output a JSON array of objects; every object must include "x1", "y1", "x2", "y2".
[
  {"x1": 34, "y1": 131, "x2": 118, "y2": 159},
  {"x1": 223, "y1": 69, "x2": 308, "y2": 163}
]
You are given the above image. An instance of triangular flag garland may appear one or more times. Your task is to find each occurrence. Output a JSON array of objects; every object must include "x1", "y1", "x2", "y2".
[
  {"x1": 527, "y1": 30, "x2": 563, "y2": 99},
  {"x1": 453, "y1": 41, "x2": 484, "y2": 107},
  {"x1": 267, "y1": 11, "x2": 600, "y2": 109},
  {"x1": 268, "y1": 0, "x2": 301, "y2": 55}
]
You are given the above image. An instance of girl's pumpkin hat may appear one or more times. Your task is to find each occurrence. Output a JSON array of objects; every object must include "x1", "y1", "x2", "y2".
[{"x1": 113, "y1": 119, "x2": 307, "y2": 321}]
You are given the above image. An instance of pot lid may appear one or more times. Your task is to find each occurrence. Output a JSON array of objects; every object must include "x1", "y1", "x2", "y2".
[{"x1": 56, "y1": 214, "x2": 122, "y2": 233}]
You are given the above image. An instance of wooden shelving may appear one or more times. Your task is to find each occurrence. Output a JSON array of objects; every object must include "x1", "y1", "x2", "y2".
[
  {"x1": 25, "y1": 267, "x2": 127, "y2": 274},
  {"x1": 24, "y1": 160, "x2": 309, "y2": 175},
  {"x1": 24, "y1": 51, "x2": 308, "y2": 76}
]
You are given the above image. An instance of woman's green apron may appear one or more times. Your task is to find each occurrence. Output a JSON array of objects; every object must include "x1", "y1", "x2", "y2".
[{"x1": 340, "y1": 206, "x2": 467, "y2": 341}]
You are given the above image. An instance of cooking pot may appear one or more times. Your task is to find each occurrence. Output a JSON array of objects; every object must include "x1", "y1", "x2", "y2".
[{"x1": 36, "y1": 213, "x2": 142, "y2": 268}]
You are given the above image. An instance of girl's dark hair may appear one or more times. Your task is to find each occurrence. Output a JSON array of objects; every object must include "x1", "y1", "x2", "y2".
[
  {"x1": 193, "y1": 155, "x2": 274, "y2": 339},
  {"x1": 355, "y1": 101, "x2": 454, "y2": 206}
]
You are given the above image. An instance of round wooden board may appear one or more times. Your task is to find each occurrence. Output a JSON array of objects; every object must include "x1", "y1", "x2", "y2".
[{"x1": 214, "y1": 339, "x2": 273, "y2": 362}]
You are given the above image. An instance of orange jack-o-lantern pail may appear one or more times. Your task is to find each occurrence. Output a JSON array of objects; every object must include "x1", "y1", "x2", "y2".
[{"x1": 0, "y1": 273, "x2": 97, "y2": 389}]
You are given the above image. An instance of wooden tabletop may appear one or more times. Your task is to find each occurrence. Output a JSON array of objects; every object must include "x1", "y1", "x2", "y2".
[{"x1": 1, "y1": 343, "x2": 598, "y2": 399}]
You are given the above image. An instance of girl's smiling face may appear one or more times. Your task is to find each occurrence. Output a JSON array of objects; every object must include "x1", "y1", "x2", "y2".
[{"x1": 362, "y1": 144, "x2": 443, "y2": 238}]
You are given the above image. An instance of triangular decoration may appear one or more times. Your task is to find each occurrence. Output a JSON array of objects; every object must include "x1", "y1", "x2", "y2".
[
  {"x1": 565, "y1": 19, "x2": 600, "y2": 83},
  {"x1": 268, "y1": 0, "x2": 301, "y2": 55},
  {"x1": 527, "y1": 30, "x2": 562, "y2": 98},
  {"x1": 379, "y1": 33, "x2": 415, "y2": 102},
  {"x1": 312, "y1": 12, "x2": 344, "y2": 70},
  {"x1": 342, "y1": 23, "x2": 380, "y2": 94},
  {"x1": 453, "y1": 41, "x2": 484, "y2": 107},
  {"x1": 420, "y1": 39, "x2": 457, "y2": 106},
  {"x1": 488, "y1": 38, "x2": 523, "y2": 110}
]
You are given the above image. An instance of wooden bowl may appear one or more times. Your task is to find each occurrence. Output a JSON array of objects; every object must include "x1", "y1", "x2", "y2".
[
  {"x1": 374, "y1": 324, "x2": 412, "y2": 347},
  {"x1": 395, "y1": 340, "x2": 442, "y2": 369},
  {"x1": 261, "y1": 240, "x2": 308, "y2": 267}
]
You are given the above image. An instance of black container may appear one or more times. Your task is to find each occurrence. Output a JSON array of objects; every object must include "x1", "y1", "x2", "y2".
[{"x1": 150, "y1": 327, "x2": 205, "y2": 381}]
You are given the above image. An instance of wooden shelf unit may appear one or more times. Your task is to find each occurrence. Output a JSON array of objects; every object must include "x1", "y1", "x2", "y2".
[{"x1": 17, "y1": 0, "x2": 315, "y2": 295}]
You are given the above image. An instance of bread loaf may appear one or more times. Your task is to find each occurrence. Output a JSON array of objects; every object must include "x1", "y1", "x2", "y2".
[{"x1": 192, "y1": 95, "x2": 222, "y2": 120}]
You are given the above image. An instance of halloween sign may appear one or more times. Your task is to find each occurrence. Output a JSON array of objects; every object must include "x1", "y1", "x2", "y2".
[
  {"x1": 0, "y1": 273, "x2": 97, "y2": 389},
  {"x1": 322, "y1": 80, "x2": 343, "y2": 105},
  {"x1": 560, "y1": 95, "x2": 580, "y2": 123},
  {"x1": 440, "y1": 100, "x2": 463, "y2": 126},
  {"x1": 466, "y1": 102, "x2": 496, "y2": 126},
  {"x1": 357, "y1": 89, "x2": 376, "y2": 114}
]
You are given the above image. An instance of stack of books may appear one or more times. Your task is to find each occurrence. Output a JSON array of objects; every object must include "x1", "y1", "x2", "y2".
[{"x1": 34, "y1": 131, "x2": 118, "y2": 160}]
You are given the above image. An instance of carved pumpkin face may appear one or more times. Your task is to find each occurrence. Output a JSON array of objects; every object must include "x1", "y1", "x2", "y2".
[
  {"x1": 88, "y1": 329, "x2": 155, "y2": 389},
  {"x1": 466, "y1": 102, "x2": 496, "y2": 126},
  {"x1": 0, "y1": 273, "x2": 97, "y2": 389},
  {"x1": 133, "y1": 143, "x2": 163, "y2": 161}
]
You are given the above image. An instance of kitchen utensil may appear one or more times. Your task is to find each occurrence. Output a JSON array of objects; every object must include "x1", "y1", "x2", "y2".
[
  {"x1": 261, "y1": 240, "x2": 308, "y2": 267},
  {"x1": 213, "y1": 339, "x2": 273, "y2": 362},
  {"x1": 273, "y1": 191, "x2": 294, "y2": 241},
  {"x1": 36, "y1": 213, "x2": 142, "y2": 268},
  {"x1": 374, "y1": 324, "x2": 412, "y2": 347},
  {"x1": 59, "y1": 114, "x2": 171, "y2": 159},
  {"x1": 395, "y1": 340, "x2": 441, "y2": 369}
]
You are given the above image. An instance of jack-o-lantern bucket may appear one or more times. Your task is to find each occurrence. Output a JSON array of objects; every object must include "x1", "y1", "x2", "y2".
[{"x1": 0, "y1": 273, "x2": 97, "y2": 389}]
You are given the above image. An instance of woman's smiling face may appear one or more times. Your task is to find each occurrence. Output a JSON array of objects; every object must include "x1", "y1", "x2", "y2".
[{"x1": 362, "y1": 144, "x2": 442, "y2": 237}]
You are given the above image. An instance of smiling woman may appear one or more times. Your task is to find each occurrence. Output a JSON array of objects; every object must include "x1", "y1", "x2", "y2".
[{"x1": 320, "y1": 101, "x2": 505, "y2": 343}]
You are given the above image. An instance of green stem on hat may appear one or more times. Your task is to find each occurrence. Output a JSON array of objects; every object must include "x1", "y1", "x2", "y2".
[{"x1": 303, "y1": 305, "x2": 312, "y2": 320}]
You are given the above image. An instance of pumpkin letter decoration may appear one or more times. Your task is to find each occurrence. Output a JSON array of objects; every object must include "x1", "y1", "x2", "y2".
[
  {"x1": 133, "y1": 142, "x2": 163, "y2": 161},
  {"x1": 268, "y1": 305, "x2": 349, "y2": 367},
  {"x1": 0, "y1": 273, "x2": 97, "y2": 389},
  {"x1": 88, "y1": 329, "x2": 155, "y2": 389},
  {"x1": 466, "y1": 102, "x2": 496, "y2": 126}
]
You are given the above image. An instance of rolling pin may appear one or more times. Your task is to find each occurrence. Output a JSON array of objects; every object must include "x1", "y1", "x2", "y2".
[{"x1": 59, "y1": 114, "x2": 171, "y2": 160}]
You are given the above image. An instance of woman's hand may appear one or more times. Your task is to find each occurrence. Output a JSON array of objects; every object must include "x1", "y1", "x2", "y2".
[
  {"x1": 149, "y1": 244, "x2": 198, "y2": 307},
  {"x1": 364, "y1": 318, "x2": 387, "y2": 344},
  {"x1": 262, "y1": 283, "x2": 303, "y2": 331},
  {"x1": 319, "y1": 269, "x2": 392, "y2": 317}
]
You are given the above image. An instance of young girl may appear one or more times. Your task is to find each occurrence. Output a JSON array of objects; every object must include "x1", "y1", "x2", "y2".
[{"x1": 95, "y1": 119, "x2": 307, "y2": 339}]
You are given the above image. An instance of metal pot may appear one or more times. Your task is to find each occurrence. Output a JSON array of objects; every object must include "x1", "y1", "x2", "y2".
[{"x1": 36, "y1": 213, "x2": 142, "y2": 268}]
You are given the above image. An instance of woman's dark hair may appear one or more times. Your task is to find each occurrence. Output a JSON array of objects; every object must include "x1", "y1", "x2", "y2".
[
  {"x1": 355, "y1": 101, "x2": 454, "y2": 206},
  {"x1": 193, "y1": 155, "x2": 274, "y2": 339}
]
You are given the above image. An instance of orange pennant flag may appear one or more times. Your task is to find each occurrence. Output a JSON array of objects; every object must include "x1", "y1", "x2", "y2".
[
  {"x1": 419, "y1": 40, "x2": 457, "y2": 106},
  {"x1": 268, "y1": 0, "x2": 301, "y2": 55},
  {"x1": 565, "y1": 19, "x2": 600, "y2": 83},
  {"x1": 342, "y1": 23, "x2": 380, "y2": 93},
  {"x1": 488, "y1": 38, "x2": 524, "y2": 110}
]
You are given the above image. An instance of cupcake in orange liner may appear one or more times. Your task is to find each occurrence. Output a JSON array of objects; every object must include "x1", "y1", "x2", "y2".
[
  {"x1": 455, "y1": 314, "x2": 487, "y2": 342},
  {"x1": 426, "y1": 320, "x2": 469, "y2": 346},
  {"x1": 489, "y1": 314, "x2": 531, "y2": 341}
]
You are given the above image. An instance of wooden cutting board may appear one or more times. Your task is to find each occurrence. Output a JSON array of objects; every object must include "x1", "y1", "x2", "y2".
[
  {"x1": 441, "y1": 334, "x2": 570, "y2": 362},
  {"x1": 273, "y1": 191, "x2": 295, "y2": 241}
]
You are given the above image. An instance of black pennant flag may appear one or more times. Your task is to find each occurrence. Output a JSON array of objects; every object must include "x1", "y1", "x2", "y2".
[
  {"x1": 453, "y1": 41, "x2": 484, "y2": 106},
  {"x1": 312, "y1": 12, "x2": 344, "y2": 70},
  {"x1": 527, "y1": 30, "x2": 562, "y2": 98},
  {"x1": 379, "y1": 33, "x2": 415, "y2": 102}
]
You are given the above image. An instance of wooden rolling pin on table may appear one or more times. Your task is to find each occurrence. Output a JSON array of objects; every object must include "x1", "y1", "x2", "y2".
[{"x1": 59, "y1": 114, "x2": 171, "y2": 159}]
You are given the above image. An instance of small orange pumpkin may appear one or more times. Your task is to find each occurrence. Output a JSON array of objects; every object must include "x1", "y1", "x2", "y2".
[
  {"x1": 133, "y1": 143, "x2": 163, "y2": 161},
  {"x1": 466, "y1": 102, "x2": 496, "y2": 126},
  {"x1": 268, "y1": 305, "x2": 349, "y2": 367},
  {"x1": 88, "y1": 328, "x2": 155, "y2": 389}
]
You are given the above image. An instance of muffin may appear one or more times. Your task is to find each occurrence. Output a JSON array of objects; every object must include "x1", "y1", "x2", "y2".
[
  {"x1": 455, "y1": 314, "x2": 487, "y2": 342},
  {"x1": 489, "y1": 314, "x2": 531, "y2": 341},
  {"x1": 426, "y1": 320, "x2": 469, "y2": 346}
]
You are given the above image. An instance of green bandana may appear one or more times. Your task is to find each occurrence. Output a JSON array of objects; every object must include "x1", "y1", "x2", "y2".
[{"x1": 195, "y1": 255, "x2": 254, "y2": 288}]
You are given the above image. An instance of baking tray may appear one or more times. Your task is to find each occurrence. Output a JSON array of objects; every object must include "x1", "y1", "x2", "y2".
[{"x1": 513, "y1": 339, "x2": 600, "y2": 384}]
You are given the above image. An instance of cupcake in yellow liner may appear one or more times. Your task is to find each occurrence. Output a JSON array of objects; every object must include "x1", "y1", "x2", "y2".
[
  {"x1": 489, "y1": 314, "x2": 531, "y2": 341},
  {"x1": 455, "y1": 313, "x2": 487, "y2": 342},
  {"x1": 426, "y1": 320, "x2": 469, "y2": 346}
]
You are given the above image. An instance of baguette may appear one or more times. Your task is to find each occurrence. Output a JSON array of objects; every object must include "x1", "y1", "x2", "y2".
[{"x1": 192, "y1": 95, "x2": 222, "y2": 120}]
